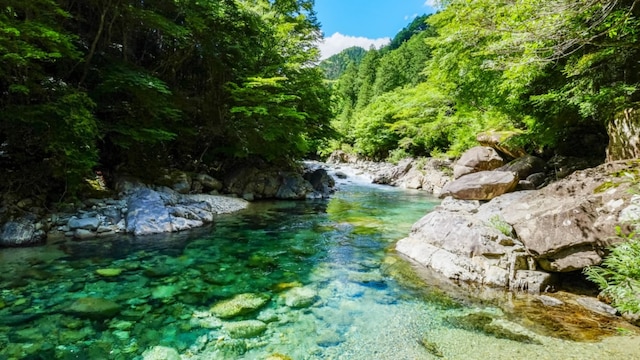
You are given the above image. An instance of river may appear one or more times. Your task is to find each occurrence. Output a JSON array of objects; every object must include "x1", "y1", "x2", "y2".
[{"x1": 0, "y1": 169, "x2": 638, "y2": 359}]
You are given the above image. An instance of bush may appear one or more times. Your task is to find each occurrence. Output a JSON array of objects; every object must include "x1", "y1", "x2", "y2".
[{"x1": 584, "y1": 227, "x2": 640, "y2": 315}]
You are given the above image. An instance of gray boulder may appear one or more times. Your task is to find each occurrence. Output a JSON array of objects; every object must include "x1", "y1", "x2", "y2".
[
  {"x1": 440, "y1": 171, "x2": 518, "y2": 200},
  {"x1": 68, "y1": 216, "x2": 100, "y2": 231},
  {"x1": 194, "y1": 173, "x2": 223, "y2": 192},
  {"x1": 453, "y1": 146, "x2": 505, "y2": 179},
  {"x1": 126, "y1": 188, "x2": 173, "y2": 236},
  {"x1": 497, "y1": 155, "x2": 546, "y2": 180},
  {"x1": 0, "y1": 216, "x2": 45, "y2": 246},
  {"x1": 396, "y1": 205, "x2": 530, "y2": 289},
  {"x1": 500, "y1": 162, "x2": 637, "y2": 272}
]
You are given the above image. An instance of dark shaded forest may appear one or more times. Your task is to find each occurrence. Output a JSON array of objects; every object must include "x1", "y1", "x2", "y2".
[{"x1": 0, "y1": 0, "x2": 333, "y2": 200}]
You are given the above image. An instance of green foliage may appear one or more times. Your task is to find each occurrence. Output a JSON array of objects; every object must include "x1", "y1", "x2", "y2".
[
  {"x1": 1, "y1": 0, "x2": 334, "y2": 199},
  {"x1": 325, "y1": 0, "x2": 639, "y2": 161},
  {"x1": 319, "y1": 46, "x2": 366, "y2": 80},
  {"x1": 584, "y1": 226, "x2": 640, "y2": 315}
]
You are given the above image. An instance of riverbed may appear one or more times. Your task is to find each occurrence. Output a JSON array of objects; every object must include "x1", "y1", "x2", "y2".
[{"x1": 0, "y1": 171, "x2": 638, "y2": 359}]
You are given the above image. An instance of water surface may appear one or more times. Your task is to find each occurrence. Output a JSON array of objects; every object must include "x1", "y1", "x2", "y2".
[{"x1": 0, "y1": 174, "x2": 638, "y2": 359}]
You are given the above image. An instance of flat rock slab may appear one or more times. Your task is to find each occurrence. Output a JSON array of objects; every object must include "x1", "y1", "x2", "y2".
[{"x1": 440, "y1": 171, "x2": 518, "y2": 200}]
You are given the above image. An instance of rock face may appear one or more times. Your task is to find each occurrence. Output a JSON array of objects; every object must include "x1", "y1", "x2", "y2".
[
  {"x1": 453, "y1": 146, "x2": 505, "y2": 179},
  {"x1": 607, "y1": 108, "x2": 640, "y2": 162},
  {"x1": 440, "y1": 171, "x2": 519, "y2": 201},
  {"x1": 397, "y1": 193, "x2": 545, "y2": 291},
  {"x1": 398, "y1": 160, "x2": 640, "y2": 290},
  {"x1": 503, "y1": 161, "x2": 640, "y2": 272}
]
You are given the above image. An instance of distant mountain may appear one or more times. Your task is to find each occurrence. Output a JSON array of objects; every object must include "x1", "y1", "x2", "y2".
[
  {"x1": 387, "y1": 14, "x2": 434, "y2": 51},
  {"x1": 318, "y1": 46, "x2": 367, "y2": 80}
]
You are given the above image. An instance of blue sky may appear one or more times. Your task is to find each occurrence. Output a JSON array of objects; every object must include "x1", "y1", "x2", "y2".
[{"x1": 315, "y1": 0, "x2": 437, "y2": 59}]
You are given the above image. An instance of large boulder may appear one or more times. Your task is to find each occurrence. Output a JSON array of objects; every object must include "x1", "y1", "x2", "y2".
[
  {"x1": 126, "y1": 188, "x2": 173, "y2": 236},
  {"x1": 440, "y1": 171, "x2": 519, "y2": 201},
  {"x1": 0, "y1": 215, "x2": 45, "y2": 246},
  {"x1": 477, "y1": 131, "x2": 527, "y2": 160},
  {"x1": 224, "y1": 166, "x2": 316, "y2": 200},
  {"x1": 607, "y1": 108, "x2": 640, "y2": 162},
  {"x1": 126, "y1": 188, "x2": 248, "y2": 236},
  {"x1": 396, "y1": 195, "x2": 547, "y2": 291},
  {"x1": 453, "y1": 146, "x2": 505, "y2": 179},
  {"x1": 496, "y1": 155, "x2": 546, "y2": 181},
  {"x1": 502, "y1": 161, "x2": 640, "y2": 272}
]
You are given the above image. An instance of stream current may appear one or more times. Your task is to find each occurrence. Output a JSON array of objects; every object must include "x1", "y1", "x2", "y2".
[{"x1": 0, "y1": 168, "x2": 639, "y2": 359}]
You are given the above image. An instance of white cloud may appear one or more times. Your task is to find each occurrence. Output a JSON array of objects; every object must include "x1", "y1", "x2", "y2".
[
  {"x1": 424, "y1": 0, "x2": 439, "y2": 7},
  {"x1": 318, "y1": 32, "x2": 390, "y2": 60}
]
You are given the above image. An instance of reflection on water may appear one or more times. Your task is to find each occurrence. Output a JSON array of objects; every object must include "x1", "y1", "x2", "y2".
[{"x1": 0, "y1": 182, "x2": 638, "y2": 360}]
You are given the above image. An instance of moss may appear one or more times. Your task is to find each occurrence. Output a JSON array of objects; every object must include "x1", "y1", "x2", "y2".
[{"x1": 594, "y1": 181, "x2": 618, "y2": 193}]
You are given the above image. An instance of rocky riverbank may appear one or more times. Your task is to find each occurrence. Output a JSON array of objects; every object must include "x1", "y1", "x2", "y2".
[
  {"x1": 327, "y1": 144, "x2": 640, "y2": 326},
  {"x1": 0, "y1": 163, "x2": 336, "y2": 247}
]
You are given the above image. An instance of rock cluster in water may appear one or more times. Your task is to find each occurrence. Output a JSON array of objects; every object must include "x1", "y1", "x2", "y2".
[{"x1": 0, "y1": 163, "x2": 335, "y2": 246}]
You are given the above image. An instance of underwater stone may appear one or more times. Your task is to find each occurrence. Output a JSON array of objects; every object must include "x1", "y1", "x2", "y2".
[
  {"x1": 96, "y1": 268, "x2": 123, "y2": 277},
  {"x1": 66, "y1": 297, "x2": 121, "y2": 319},
  {"x1": 223, "y1": 320, "x2": 267, "y2": 338},
  {"x1": 142, "y1": 346, "x2": 181, "y2": 360},
  {"x1": 151, "y1": 285, "x2": 178, "y2": 299},
  {"x1": 281, "y1": 286, "x2": 318, "y2": 308},
  {"x1": 210, "y1": 293, "x2": 270, "y2": 319}
]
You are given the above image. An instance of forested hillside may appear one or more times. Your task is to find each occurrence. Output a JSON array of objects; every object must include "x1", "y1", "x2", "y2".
[
  {"x1": 324, "y1": 1, "x2": 640, "y2": 162},
  {"x1": 0, "y1": 0, "x2": 333, "y2": 200},
  {"x1": 319, "y1": 46, "x2": 366, "y2": 80}
]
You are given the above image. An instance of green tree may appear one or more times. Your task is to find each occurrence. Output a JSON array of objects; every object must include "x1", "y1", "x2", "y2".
[{"x1": 0, "y1": 0, "x2": 99, "y2": 196}]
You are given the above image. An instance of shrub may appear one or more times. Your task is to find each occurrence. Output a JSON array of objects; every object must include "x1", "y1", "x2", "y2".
[{"x1": 584, "y1": 226, "x2": 640, "y2": 315}]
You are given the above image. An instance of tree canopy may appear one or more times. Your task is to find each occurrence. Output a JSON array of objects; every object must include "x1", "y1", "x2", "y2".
[
  {"x1": 325, "y1": 1, "x2": 639, "y2": 161},
  {"x1": 0, "y1": 0, "x2": 334, "y2": 199}
]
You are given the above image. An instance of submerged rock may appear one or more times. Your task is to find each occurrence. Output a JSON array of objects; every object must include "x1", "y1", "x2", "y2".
[
  {"x1": 446, "y1": 311, "x2": 540, "y2": 344},
  {"x1": 66, "y1": 297, "x2": 121, "y2": 319},
  {"x1": 142, "y1": 346, "x2": 180, "y2": 360},
  {"x1": 210, "y1": 293, "x2": 270, "y2": 319},
  {"x1": 281, "y1": 286, "x2": 318, "y2": 308},
  {"x1": 224, "y1": 320, "x2": 267, "y2": 338}
]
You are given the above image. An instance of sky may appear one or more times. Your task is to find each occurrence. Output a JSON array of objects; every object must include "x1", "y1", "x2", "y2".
[{"x1": 315, "y1": 1, "x2": 438, "y2": 60}]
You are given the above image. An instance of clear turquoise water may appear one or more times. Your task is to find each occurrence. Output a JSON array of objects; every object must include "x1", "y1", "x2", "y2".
[{"x1": 1, "y1": 180, "x2": 638, "y2": 359}]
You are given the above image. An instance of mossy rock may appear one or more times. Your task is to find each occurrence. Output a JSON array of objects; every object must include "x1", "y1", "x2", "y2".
[
  {"x1": 210, "y1": 293, "x2": 270, "y2": 319},
  {"x1": 95, "y1": 268, "x2": 123, "y2": 277},
  {"x1": 66, "y1": 297, "x2": 121, "y2": 319},
  {"x1": 223, "y1": 320, "x2": 267, "y2": 338}
]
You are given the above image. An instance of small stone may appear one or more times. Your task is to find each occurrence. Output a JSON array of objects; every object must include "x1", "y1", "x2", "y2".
[
  {"x1": 316, "y1": 329, "x2": 345, "y2": 347},
  {"x1": 576, "y1": 297, "x2": 618, "y2": 317},
  {"x1": 536, "y1": 295, "x2": 564, "y2": 307},
  {"x1": 66, "y1": 297, "x2": 121, "y2": 319},
  {"x1": 281, "y1": 286, "x2": 318, "y2": 308},
  {"x1": 151, "y1": 285, "x2": 177, "y2": 299},
  {"x1": 210, "y1": 293, "x2": 270, "y2": 319},
  {"x1": 96, "y1": 268, "x2": 123, "y2": 277},
  {"x1": 142, "y1": 346, "x2": 180, "y2": 360},
  {"x1": 223, "y1": 320, "x2": 267, "y2": 338}
]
